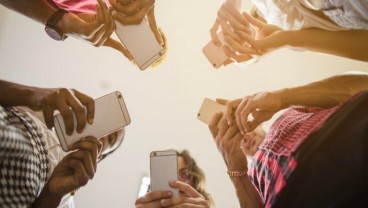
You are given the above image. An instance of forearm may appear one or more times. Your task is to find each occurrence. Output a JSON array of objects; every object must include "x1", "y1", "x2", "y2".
[
  {"x1": 230, "y1": 175, "x2": 263, "y2": 208},
  {"x1": 0, "y1": 80, "x2": 45, "y2": 108},
  {"x1": 0, "y1": 0, "x2": 57, "y2": 24},
  {"x1": 278, "y1": 74, "x2": 368, "y2": 109},
  {"x1": 32, "y1": 184, "x2": 63, "y2": 208},
  {"x1": 284, "y1": 29, "x2": 368, "y2": 62}
]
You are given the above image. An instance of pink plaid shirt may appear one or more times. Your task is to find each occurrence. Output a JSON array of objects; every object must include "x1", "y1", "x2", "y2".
[{"x1": 248, "y1": 103, "x2": 347, "y2": 208}]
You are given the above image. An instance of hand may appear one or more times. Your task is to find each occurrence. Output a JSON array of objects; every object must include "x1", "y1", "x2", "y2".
[
  {"x1": 135, "y1": 190, "x2": 173, "y2": 208},
  {"x1": 210, "y1": 0, "x2": 250, "y2": 45},
  {"x1": 109, "y1": 0, "x2": 163, "y2": 45},
  {"x1": 45, "y1": 137, "x2": 102, "y2": 198},
  {"x1": 59, "y1": 0, "x2": 133, "y2": 61},
  {"x1": 209, "y1": 112, "x2": 247, "y2": 172},
  {"x1": 29, "y1": 88, "x2": 94, "y2": 135},
  {"x1": 226, "y1": 91, "x2": 284, "y2": 134},
  {"x1": 159, "y1": 181, "x2": 210, "y2": 208},
  {"x1": 222, "y1": 12, "x2": 284, "y2": 63}
]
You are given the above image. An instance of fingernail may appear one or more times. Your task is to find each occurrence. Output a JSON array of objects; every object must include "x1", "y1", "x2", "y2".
[
  {"x1": 167, "y1": 191, "x2": 173, "y2": 196},
  {"x1": 88, "y1": 118, "x2": 93, "y2": 124}
]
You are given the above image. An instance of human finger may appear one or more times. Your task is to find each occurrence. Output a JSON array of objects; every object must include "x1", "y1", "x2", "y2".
[
  {"x1": 217, "y1": 113, "x2": 229, "y2": 138},
  {"x1": 68, "y1": 150, "x2": 95, "y2": 179},
  {"x1": 210, "y1": 20, "x2": 221, "y2": 46},
  {"x1": 235, "y1": 97, "x2": 250, "y2": 135},
  {"x1": 208, "y1": 112, "x2": 222, "y2": 138},
  {"x1": 113, "y1": 0, "x2": 154, "y2": 24},
  {"x1": 67, "y1": 158, "x2": 91, "y2": 187},
  {"x1": 223, "y1": 45, "x2": 253, "y2": 63},
  {"x1": 224, "y1": 35, "x2": 258, "y2": 55},
  {"x1": 104, "y1": 37, "x2": 134, "y2": 61},
  {"x1": 226, "y1": 99, "x2": 241, "y2": 126},
  {"x1": 146, "y1": 7, "x2": 164, "y2": 45},
  {"x1": 114, "y1": 0, "x2": 154, "y2": 15},
  {"x1": 238, "y1": 99, "x2": 254, "y2": 133},
  {"x1": 64, "y1": 94, "x2": 87, "y2": 134},
  {"x1": 217, "y1": 13, "x2": 241, "y2": 42},
  {"x1": 215, "y1": 98, "x2": 228, "y2": 105},
  {"x1": 219, "y1": 4, "x2": 250, "y2": 33},
  {"x1": 242, "y1": 11, "x2": 264, "y2": 29},
  {"x1": 135, "y1": 190, "x2": 173, "y2": 204},
  {"x1": 72, "y1": 89, "x2": 95, "y2": 125},
  {"x1": 223, "y1": 0, "x2": 249, "y2": 26},
  {"x1": 70, "y1": 137, "x2": 101, "y2": 170},
  {"x1": 169, "y1": 181, "x2": 202, "y2": 198}
]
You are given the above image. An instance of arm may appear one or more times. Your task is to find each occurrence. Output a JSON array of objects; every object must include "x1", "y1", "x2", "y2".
[
  {"x1": 226, "y1": 73, "x2": 368, "y2": 133},
  {"x1": 32, "y1": 137, "x2": 102, "y2": 208},
  {"x1": 230, "y1": 175, "x2": 263, "y2": 208},
  {"x1": 209, "y1": 112, "x2": 263, "y2": 208},
  {"x1": 0, "y1": 0, "x2": 56, "y2": 24},
  {"x1": 282, "y1": 28, "x2": 368, "y2": 62},
  {"x1": 0, "y1": 0, "x2": 132, "y2": 59},
  {"x1": 0, "y1": 80, "x2": 95, "y2": 135},
  {"x1": 222, "y1": 11, "x2": 368, "y2": 62}
]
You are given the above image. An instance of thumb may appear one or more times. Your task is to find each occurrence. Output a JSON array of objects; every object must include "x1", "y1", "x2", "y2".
[
  {"x1": 147, "y1": 7, "x2": 164, "y2": 45},
  {"x1": 103, "y1": 37, "x2": 134, "y2": 61}
]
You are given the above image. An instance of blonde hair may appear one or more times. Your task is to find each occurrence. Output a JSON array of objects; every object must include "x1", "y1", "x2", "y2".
[
  {"x1": 150, "y1": 27, "x2": 168, "y2": 68},
  {"x1": 176, "y1": 150, "x2": 215, "y2": 207}
]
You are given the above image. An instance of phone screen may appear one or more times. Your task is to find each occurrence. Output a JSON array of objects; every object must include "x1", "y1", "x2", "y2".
[{"x1": 150, "y1": 150, "x2": 179, "y2": 197}]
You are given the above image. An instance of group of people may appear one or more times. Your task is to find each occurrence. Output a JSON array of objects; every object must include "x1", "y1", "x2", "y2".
[{"x1": 0, "y1": 0, "x2": 367, "y2": 207}]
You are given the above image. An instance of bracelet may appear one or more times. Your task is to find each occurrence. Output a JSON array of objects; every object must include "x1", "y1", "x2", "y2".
[{"x1": 227, "y1": 170, "x2": 247, "y2": 177}]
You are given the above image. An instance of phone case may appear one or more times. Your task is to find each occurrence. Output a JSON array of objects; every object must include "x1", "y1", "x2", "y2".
[
  {"x1": 54, "y1": 91, "x2": 131, "y2": 151},
  {"x1": 114, "y1": 19, "x2": 164, "y2": 70},
  {"x1": 150, "y1": 150, "x2": 179, "y2": 197},
  {"x1": 202, "y1": 31, "x2": 228, "y2": 68},
  {"x1": 197, "y1": 98, "x2": 227, "y2": 125}
]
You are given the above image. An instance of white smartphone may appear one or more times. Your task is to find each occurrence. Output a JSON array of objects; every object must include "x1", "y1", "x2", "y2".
[
  {"x1": 202, "y1": 32, "x2": 228, "y2": 69},
  {"x1": 114, "y1": 18, "x2": 164, "y2": 70},
  {"x1": 197, "y1": 98, "x2": 227, "y2": 125},
  {"x1": 150, "y1": 150, "x2": 179, "y2": 197},
  {"x1": 54, "y1": 91, "x2": 131, "y2": 152}
]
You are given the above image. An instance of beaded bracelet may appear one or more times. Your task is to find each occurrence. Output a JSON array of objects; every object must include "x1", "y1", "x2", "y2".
[{"x1": 227, "y1": 170, "x2": 247, "y2": 177}]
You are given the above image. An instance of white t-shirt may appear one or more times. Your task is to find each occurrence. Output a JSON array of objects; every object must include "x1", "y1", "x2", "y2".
[{"x1": 251, "y1": 0, "x2": 344, "y2": 30}]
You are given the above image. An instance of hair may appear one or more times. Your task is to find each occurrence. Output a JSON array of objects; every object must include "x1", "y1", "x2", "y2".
[
  {"x1": 150, "y1": 27, "x2": 168, "y2": 68},
  {"x1": 176, "y1": 149, "x2": 215, "y2": 207}
]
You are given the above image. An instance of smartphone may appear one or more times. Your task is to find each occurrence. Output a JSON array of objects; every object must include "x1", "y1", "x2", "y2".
[
  {"x1": 197, "y1": 98, "x2": 227, "y2": 125},
  {"x1": 114, "y1": 19, "x2": 164, "y2": 70},
  {"x1": 54, "y1": 91, "x2": 131, "y2": 151},
  {"x1": 150, "y1": 150, "x2": 179, "y2": 197},
  {"x1": 202, "y1": 32, "x2": 228, "y2": 69}
]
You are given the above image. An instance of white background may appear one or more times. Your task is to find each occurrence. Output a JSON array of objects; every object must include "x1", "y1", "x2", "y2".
[{"x1": 1, "y1": 1, "x2": 367, "y2": 207}]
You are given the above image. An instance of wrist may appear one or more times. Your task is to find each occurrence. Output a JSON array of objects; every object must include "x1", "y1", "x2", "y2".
[
  {"x1": 275, "y1": 88, "x2": 291, "y2": 109},
  {"x1": 32, "y1": 183, "x2": 63, "y2": 208},
  {"x1": 45, "y1": 9, "x2": 69, "y2": 41},
  {"x1": 57, "y1": 12, "x2": 72, "y2": 36}
]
